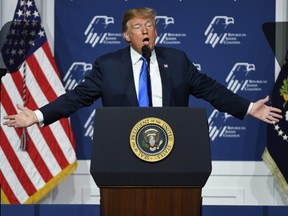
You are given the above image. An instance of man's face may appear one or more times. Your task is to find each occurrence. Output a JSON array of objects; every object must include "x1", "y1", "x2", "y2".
[{"x1": 123, "y1": 17, "x2": 157, "y2": 54}]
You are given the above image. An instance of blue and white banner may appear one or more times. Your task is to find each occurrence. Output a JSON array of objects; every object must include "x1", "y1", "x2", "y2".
[{"x1": 55, "y1": 0, "x2": 275, "y2": 160}]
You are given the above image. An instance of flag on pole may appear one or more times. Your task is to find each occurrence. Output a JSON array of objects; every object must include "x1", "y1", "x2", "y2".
[
  {"x1": 0, "y1": 0, "x2": 77, "y2": 204},
  {"x1": 263, "y1": 50, "x2": 288, "y2": 203}
]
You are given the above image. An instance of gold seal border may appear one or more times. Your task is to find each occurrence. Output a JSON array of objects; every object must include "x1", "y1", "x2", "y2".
[{"x1": 129, "y1": 117, "x2": 174, "y2": 162}]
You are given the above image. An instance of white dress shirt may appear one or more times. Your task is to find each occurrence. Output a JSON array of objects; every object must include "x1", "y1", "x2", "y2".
[{"x1": 130, "y1": 46, "x2": 163, "y2": 107}]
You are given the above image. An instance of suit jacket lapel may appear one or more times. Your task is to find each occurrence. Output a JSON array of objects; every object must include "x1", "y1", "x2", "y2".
[
  {"x1": 155, "y1": 47, "x2": 172, "y2": 106},
  {"x1": 119, "y1": 47, "x2": 139, "y2": 106}
]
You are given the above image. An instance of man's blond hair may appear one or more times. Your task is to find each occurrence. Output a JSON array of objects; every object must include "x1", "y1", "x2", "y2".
[{"x1": 122, "y1": 7, "x2": 156, "y2": 33}]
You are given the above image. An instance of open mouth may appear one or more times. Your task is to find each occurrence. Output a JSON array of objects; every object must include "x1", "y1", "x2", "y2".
[{"x1": 143, "y1": 38, "x2": 149, "y2": 45}]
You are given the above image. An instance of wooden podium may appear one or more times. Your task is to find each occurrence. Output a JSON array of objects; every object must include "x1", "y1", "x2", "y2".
[{"x1": 90, "y1": 107, "x2": 211, "y2": 216}]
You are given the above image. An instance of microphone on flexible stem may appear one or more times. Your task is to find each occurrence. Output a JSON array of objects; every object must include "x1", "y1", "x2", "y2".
[
  {"x1": 141, "y1": 44, "x2": 152, "y2": 107},
  {"x1": 142, "y1": 44, "x2": 151, "y2": 63}
]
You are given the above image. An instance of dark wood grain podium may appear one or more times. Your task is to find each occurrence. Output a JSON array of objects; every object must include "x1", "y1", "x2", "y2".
[{"x1": 90, "y1": 107, "x2": 211, "y2": 216}]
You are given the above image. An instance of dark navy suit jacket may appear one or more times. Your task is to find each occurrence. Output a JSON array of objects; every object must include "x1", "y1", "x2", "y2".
[{"x1": 40, "y1": 46, "x2": 251, "y2": 125}]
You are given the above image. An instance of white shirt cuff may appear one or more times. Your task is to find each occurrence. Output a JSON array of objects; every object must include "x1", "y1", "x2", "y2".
[
  {"x1": 34, "y1": 110, "x2": 44, "y2": 127},
  {"x1": 247, "y1": 102, "x2": 254, "y2": 115}
]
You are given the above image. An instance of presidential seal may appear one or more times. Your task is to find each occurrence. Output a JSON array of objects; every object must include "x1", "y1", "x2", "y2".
[{"x1": 129, "y1": 117, "x2": 174, "y2": 162}]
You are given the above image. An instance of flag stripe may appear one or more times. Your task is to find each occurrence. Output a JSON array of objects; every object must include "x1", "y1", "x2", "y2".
[
  {"x1": 1, "y1": 127, "x2": 37, "y2": 198},
  {"x1": 27, "y1": 51, "x2": 59, "y2": 101},
  {"x1": 33, "y1": 43, "x2": 66, "y2": 98},
  {"x1": 42, "y1": 42, "x2": 61, "y2": 79},
  {"x1": 0, "y1": 166, "x2": 20, "y2": 204}
]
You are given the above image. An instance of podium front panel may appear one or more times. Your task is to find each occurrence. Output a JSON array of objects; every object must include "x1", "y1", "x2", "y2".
[{"x1": 90, "y1": 107, "x2": 211, "y2": 187}]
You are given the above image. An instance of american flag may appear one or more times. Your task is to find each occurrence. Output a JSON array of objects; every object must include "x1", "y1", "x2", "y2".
[{"x1": 0, "y1": 0, "x2": 77, "y2": 204}]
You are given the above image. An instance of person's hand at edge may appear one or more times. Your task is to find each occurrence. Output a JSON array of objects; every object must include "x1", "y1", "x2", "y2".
[
  {"x1": 3, "y1": 104, "x2": 38, "y2": 128},
  {"x1": 249, "y1": 95, "x2": 282, "y2": 124}
]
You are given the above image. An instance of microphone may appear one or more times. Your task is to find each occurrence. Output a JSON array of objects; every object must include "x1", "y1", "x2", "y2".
[{"x1": 141, "y1": 45, "x2": 151, "y2": 62}]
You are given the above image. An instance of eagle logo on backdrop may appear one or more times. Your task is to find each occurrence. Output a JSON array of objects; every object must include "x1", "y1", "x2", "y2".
[
  {"x1": 155, "y1": 16, "x2": 174, "y2": 29},
  {"x1": 225, "y1": 63, "x2": 256, "y2": 93},
  {"x1": 63, "y1": 62, "x2": 92, "y2": 90},
  {"x1": 155, "y1": 15, "x2": 186, "y2": 45},
  {"x1": 130, "y1": 117, "x2": 174, "y2": 162},
  {"x1": 204, "y1": 16, "x2": 234, "y2": 48},
  {"x1": 84, "y1": 15, "x2": 122, "y2": 47},
  {"x1": 204, "y1": 16, "x2": 247, "y2": 48}
]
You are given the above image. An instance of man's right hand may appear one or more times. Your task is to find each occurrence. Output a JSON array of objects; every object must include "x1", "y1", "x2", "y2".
[{"x1": 3, "y1": 104, "x2": 38, "y2": 128}]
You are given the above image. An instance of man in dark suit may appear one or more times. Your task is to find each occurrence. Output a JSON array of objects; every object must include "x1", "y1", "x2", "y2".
[{"x1": 3, "y1": 7, "x2": 282, "y2": 127}]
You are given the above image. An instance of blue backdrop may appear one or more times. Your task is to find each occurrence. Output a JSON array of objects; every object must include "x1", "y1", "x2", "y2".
[{"x1": 54, "y1": 0, "x2": 275, "y2": 160}]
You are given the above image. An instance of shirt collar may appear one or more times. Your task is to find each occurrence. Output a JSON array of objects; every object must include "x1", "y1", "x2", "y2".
[{"x1": 130, "y1": 46, "x2": 156, "y2": 65}]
